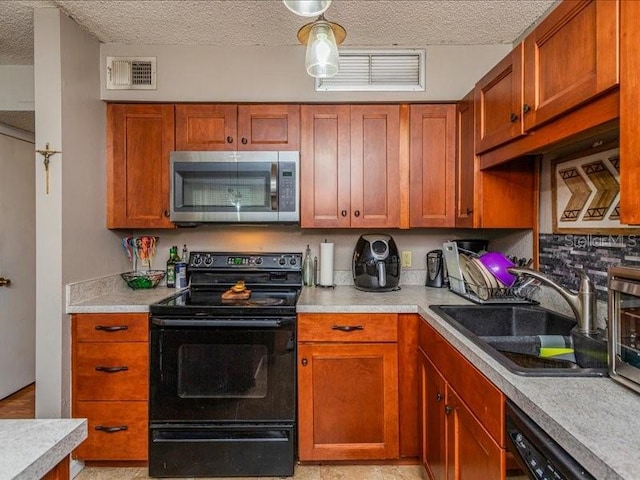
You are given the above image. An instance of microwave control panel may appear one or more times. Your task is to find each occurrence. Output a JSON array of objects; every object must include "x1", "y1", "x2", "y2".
[{"x1": 279, "y1": 162, "x2": 297, "y2": 213}]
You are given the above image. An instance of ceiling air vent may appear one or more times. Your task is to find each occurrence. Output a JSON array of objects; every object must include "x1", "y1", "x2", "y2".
[
  {"x1": 106, "y1": 56, "x2": 157, "y2": 90},
  {"x1": 315, "y1": 49, "x2": 425, "y2": 92}
]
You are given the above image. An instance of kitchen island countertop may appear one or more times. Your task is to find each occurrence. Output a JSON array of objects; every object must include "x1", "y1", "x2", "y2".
[
  {"x1": 67, "y1": 281, "x2": 640, "y2": 479},
  {"x1": 0, "y1": 419, "x2": 87, "y2": 480}
]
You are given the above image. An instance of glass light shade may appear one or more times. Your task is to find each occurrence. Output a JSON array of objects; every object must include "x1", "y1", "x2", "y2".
[
  {"x1": 305, "y1": 21, "x2": 339, "y2": 78},
  {"x1": 283, "y1": 0, "x2": 331, "y2": 17}
]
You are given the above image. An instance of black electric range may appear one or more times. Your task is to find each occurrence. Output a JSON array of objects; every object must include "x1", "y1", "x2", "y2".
[{"x1": 148, "y1": 252, "x2": 302, "y2": 478}]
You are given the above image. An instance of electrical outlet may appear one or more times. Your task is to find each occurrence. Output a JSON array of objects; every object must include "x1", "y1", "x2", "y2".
[{"x1": 401, "y1": 250, "x2": 412, "y2": 268}]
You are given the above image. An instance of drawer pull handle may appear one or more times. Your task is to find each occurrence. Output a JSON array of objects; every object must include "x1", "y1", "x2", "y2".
[
  {"x1": 95, "y1": 365, "x2": 129, "y2": 373},
  {"x1": 332, "y1": 325, "x2": 364, "y2": 332},
  {"x1": 95, "y1": 325, "x2": 129, "y2": 332},
  {"x1": 436, "y1": 392, "x2": 443, "y2": 402},
  {"x1": 444, "y1": 405, "x2": 453, "y2": 415},
  {"x1": 95, "y1": 425, "x2": 128, "y2": 433}
]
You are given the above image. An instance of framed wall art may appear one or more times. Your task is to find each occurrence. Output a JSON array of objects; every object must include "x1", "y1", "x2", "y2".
[{"x1": 551, "y1": 143, "x2": 640, "y2": 234}]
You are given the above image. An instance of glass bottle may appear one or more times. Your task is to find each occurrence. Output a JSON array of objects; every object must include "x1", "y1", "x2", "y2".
[
  {"x1": 166, "y1": 246, "x2": 179, "y2": 288},
  {"x1": 303, "y1": 244, "x2": 314, "y2": 287},
  {"x1": 181, "y1": 244, "x2": 188, "y2": 263}
]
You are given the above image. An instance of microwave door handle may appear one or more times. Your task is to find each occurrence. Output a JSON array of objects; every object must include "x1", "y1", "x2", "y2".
[{"x1": 270, "y1": 162, "x2": 278, "y2": 210}]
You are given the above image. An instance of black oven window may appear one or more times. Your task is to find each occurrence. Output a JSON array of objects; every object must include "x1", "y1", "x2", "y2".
[{"x1": 178, "y1": 344, "x2": 269, "y2": 398}]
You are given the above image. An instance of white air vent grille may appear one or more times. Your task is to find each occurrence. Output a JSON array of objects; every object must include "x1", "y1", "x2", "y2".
[
  {"x1": 316, "y1": 49, "x2": 425, "y2": 92},
  {"x1": 106, "y1": 57, "x2": 157, "y2": 90}
]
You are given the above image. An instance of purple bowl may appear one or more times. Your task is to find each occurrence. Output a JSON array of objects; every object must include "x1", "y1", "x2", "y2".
[{"x1": 478, "y1": 252, "x2": 517, "y2": 287}]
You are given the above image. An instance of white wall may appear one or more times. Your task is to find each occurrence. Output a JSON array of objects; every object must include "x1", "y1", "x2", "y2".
[
  {"x1": 0, "y1": 66, "x2": 34, "y2": 110},
  {"x1": 100, "y1": 44, "x2": 511, "y2": 102},
  {"x1": 34, "y1": 8, "x2": 129, "y2": 418},
  {"x1": 131, "y1": 226, "x2": 531, "y2": 284}
]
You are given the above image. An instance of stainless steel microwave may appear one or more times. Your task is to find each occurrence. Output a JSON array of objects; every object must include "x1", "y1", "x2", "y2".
[
  {"x1": 170, "y1": 151, "x2": 299, "y2": 224},
  {"x1": 608, "y1": 265, "x2": 640, "y2": 394}
]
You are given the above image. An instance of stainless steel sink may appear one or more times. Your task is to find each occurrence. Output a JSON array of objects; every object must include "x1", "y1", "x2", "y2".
[{"x1": 430, "y1": 305, "x2": 608, "y2": 377}]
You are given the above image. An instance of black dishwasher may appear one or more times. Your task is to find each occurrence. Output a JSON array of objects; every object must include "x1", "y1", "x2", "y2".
[{"x1": 505, "y1": 399, "x2": 595, "y2": 480}]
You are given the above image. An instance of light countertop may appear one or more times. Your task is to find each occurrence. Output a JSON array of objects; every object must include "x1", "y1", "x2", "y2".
[
  {"x1": 67, "y1": 280, "x2": 640, "y2": 479},
  {"x1": 0, "y1": 419, "x2": 87, "y2": 480}
]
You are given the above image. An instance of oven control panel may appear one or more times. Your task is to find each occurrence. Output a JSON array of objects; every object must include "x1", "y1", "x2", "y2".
[{"x1": 189, "y1": 252, "x2": 303, "y2": 270}]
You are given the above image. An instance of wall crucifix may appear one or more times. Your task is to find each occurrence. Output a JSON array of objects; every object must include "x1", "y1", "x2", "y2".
[{"x1": 35, "y1": 143, "x2": 61, "y2": 194}]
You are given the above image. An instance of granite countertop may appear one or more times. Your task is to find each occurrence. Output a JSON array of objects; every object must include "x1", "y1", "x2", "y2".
[
  {"x1": 67, "y1": 279, "x2": 640, "y2": 479},
  {"x1": 0, "y1": 419, "x2": 87, "y2": 480}
]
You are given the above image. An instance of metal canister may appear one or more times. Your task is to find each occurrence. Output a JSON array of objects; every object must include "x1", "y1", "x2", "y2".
[{"x1": 175, "y1": 261, "x2": 188, "y2": 289}]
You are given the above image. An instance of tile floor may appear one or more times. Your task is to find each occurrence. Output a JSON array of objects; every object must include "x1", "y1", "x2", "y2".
[{"x1": 76, "y1": 464, "x2": 426, "y2": 480}]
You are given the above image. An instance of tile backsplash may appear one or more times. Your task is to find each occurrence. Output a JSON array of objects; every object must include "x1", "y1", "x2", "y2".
[{"x1": 539, "y1": 233, "x2": 640, "y2": 301}]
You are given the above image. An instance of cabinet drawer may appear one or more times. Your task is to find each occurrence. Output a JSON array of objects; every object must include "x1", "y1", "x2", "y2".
[
  {"x1": 74, "y1": 343, "x2": 148, "y2": 401},
  {"x1": 298, "y1": 314, "x2": 398, "y2": 342},
  {"x1": 73, "y1": 401, "x2": 147, "y2": 461},
  {"x1": 73, "y1": 313, "x2": 148, "y2": 342},
  {"x1": 419, "y1": 319, "x2": 504, "y2": 447}
]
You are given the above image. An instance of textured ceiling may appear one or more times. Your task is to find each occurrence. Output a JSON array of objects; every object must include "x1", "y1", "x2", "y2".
[
  {"x1": 1, "y1": 0, "x2": 557, "y2": 66},
  {"x1": 0, "y1": 0, "x2": 557, "y2": 133},
  {"x1": 0, "y1": 111, "x2": 35, "y2": 134}
]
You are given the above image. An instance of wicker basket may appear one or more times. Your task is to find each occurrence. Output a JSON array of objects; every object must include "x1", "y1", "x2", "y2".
[{"x1": 121, "y1": 270, "x2": 166, "y2": 290}]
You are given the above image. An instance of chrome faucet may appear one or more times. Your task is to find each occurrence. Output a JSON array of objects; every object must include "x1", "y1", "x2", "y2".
[{"x1": 508, "y1": 267, "x2": 597, "y2": 335}]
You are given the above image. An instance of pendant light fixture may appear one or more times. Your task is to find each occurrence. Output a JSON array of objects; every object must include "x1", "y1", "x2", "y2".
[
  {"x1": 297, "y1": 15, "x2": 346, "y2": 78},
  {"x1": 283, "y1": 0, "x2": 331, "y2": 17}
]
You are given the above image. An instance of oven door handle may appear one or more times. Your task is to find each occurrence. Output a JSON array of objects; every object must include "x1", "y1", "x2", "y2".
[{"x1": 151, "y1": 317, "x2": 295, "y2": 328}]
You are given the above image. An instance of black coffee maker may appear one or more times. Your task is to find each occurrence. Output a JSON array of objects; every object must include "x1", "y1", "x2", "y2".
[
  {"x1": 426, "y1": 250, "x2": 446, "y2": 288},
  {"x1": 352, "y1": 234, "x2": 400, "y2": 292}
]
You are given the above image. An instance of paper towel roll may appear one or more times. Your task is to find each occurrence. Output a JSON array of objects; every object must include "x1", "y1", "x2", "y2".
[{"x1": 319, "y1": 242, "x2": 334, "y2": 286}]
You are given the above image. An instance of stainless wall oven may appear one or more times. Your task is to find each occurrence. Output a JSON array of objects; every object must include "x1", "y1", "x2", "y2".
[
  {"x1": 170, "y1": 151, "x2": 299, "y2": 224},
  {"x1": 149, "y1": 252, "x2": 302, "y2": 478},
  {"x1": 608, "y1": 265, "x2": 640, "y2": 394}
]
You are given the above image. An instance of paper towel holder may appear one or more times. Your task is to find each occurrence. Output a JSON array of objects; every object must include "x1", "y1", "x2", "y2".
[{"x1": 318, "y1": 239, "x2": 336, "y2": 287}]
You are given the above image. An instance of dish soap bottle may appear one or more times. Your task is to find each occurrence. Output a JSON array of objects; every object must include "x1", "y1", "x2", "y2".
[
  {"x1": 166, "y1": 246, "x2": 179, "y2": 288},
  {"x1": 303, "y1": 245, "x2": 314, "y2": 287}
]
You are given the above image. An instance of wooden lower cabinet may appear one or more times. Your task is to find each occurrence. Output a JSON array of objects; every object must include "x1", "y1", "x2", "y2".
[
  {"x1": 420, "y1": 353, "x2": 446, "y2": 480},
  {"x1": 297, "y1": 313, "x2": 400, "y2": 461},
  {"x1": 446, "y1": 388, "x2": 504, "y2": 480},
  {"x1": 71, "y1": 313, "x2": 149, "y2": 462},
  {"x1": 419, "y1": 318, "x2": 506, "y2": 480},
  {"x1": 42, "y1": 456, "x2": 70, "y2": 480}
]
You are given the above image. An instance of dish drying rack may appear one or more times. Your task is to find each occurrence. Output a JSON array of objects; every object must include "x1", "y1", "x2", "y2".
[{"x1": 442, "y1": 242, "x2": 538, "y2": 305}]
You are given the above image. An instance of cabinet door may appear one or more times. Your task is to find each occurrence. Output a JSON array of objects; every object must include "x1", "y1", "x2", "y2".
[
  {"x1": 300, "y1": 105, "x2": 351, "y2": 227},
  {"x1": 298, "y1": 342, "x2": 399, "y2": 460},
  {"x1": 175, "y1": 104, "x2": 237, "y2": 150},
  {"x1": 620, "y1": 0, "x2": 640, "y2": 225},
  {"x1": 523, "y1": 0, "x2": 618, "y2": 130},
  {"x1": 107, "y1": 104, "x2": 174, "y2": 229},
  {"x1": 350, "y1": 105, "x2": 401, "y2": 228},
  {"x1": 419, "y1": 348, "x2": 446, "y2": 480},
  {"x1": 409, "y1": 104, "x2": 456, "y2": 228},
  {"x1": 237, "y1": 104, "x2": 300, "y2": 151},
  {"x1": 446, "y1": 388, "x2": 505, "y2": 480},
  {"x1": 475, "y1": 45, "x2": 524, "y2": 154},
  {"x1": 455, "y1": 90, "x2": 476, "y2": 228},
  {"x1": 74, "y1": 401, "x2": 148, "y2": 461}
]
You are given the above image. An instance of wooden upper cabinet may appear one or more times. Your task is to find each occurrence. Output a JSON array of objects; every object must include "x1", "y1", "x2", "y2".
[
  {"x1": 350, "y1": 105, "x2": 401, "y2": 228},
  {"x1": 456, "y1": 91, "x2": 477, "y2": 228},
  {"x1": 238, "y1": 104, "x2": 300, "y2": 150},
  {"x1": 175, "y1": 104, "x2": 300, "y2": 151},
  {"x1": 300, "y1": 105, "x2": 351, "y2": 228},
  {"x1": 620, "y1": 0, "x2": 640, "y2": 225},
  {"x1": 175, "y1": 104, "x2": 236, "y2": 150},
  {"x1": 522, "y1": 0, "x2": 619, "y2": 131},
  {"x1": 107, "y1": 103, "x2": 175, "y2": 229},
  {"x1": 409, "y1": 104, "x2": 456, "y2": 228},
  {"x1": 475, "y1": 44, "x2": 524, "y2": 154}
]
